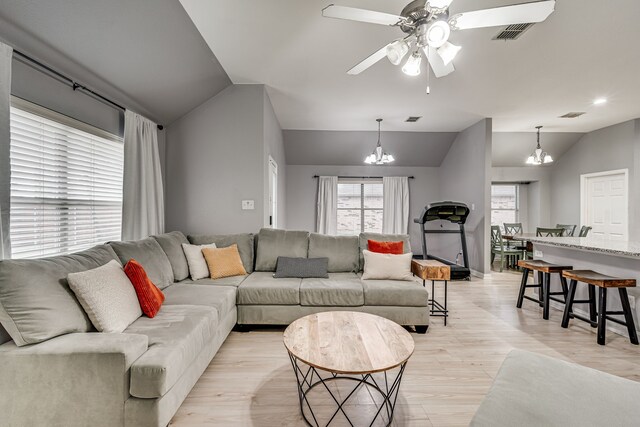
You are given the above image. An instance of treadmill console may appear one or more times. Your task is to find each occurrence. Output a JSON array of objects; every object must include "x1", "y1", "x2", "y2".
[{"x1": 414, "y1": 201, "x2": 470, "y2": 225}]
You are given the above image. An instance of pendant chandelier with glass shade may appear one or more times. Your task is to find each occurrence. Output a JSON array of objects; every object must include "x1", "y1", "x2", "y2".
[
  {"x1": 364, "y1": 119, "x2": 395, "y2": 165},
  {"x1": 526, "y1": 126, "x2": 553, "y2": 165}
]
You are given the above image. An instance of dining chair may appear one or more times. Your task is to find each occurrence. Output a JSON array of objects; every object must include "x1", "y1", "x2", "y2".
[
  {"x1": 578, "y1": 226, "x2": 592, "y2": 237},
  {"x1": 536, "y1": 227, "x2": 565, "y2": 237},
  {"x1": 491, "y1": 226, "x2": 525, "y2": 272},
  {"x1": 504, "y1": 223, "x2": 523, "y2": 235},
  {"x1": 556, "y1": 224, "x2": 577, "y2": 237}
]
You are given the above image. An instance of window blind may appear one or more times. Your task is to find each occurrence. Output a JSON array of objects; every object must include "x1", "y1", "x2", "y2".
[{"x1": 9, "y1": 99, "x2": 124, "y2": 259}]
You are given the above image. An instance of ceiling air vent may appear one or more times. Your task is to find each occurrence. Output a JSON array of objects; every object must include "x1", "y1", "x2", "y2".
[
  {"x1": 559, "y1": 112, "x2": 586, "y2": 119},
  {"x1": 405, "y1": 116, "x2": 422, "y2": 122},
  {"x1": 493, "y1": 23, "x2": 534, "y2": 40}
]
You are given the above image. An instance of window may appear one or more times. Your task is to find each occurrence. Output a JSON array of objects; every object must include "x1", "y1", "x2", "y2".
[
  {"x1": 9, "y1": 98, "x2": 124, "y2": 259},
  {"x1": 491, "y1": 184, "x2": 519, "y2": 230},
  {"x1": 337, "y1": 179, "x2": 383, "y2": 235}
]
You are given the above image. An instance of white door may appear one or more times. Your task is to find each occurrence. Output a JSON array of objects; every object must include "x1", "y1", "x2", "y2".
[
  {"x1": 581, "y1": 169, "x2": 628, "y2": 240},
  {"x1": 268, "y1": 156, "x2": 278, "y2": 228}
]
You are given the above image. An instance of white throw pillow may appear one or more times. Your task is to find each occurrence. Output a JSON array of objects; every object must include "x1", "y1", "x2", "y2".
[
  {"x1": 361, "y1": 250, "x2": 414, "y2": 281},
  {"x1": 67, "y1": 260, "x2": 142, "y2": 333},
  {"x1": 182, "y1": 243, "x2": 217, "y2": 280}
]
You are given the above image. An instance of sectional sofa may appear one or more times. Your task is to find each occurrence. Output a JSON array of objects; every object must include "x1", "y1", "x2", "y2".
[{"x1": 0, "y1": 228, "x2": 429, "y2": 427}]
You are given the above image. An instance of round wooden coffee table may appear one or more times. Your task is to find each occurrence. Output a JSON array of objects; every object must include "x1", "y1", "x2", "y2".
[{"x1": 283, "y1": 311, "x2": 415, "y2": 426}]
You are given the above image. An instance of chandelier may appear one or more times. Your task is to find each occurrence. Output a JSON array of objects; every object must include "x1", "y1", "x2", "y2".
[
  {"x1": 526, "y1": 126, "x2": 553, "y2": 165},
  {"x1": 364, "y1": 119, "x2": 395, "y2": 165}
]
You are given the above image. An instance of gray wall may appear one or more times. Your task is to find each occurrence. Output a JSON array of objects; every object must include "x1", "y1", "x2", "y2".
[
  {"x1": 11, "y1": 59, "x2": 123, "y2": 136},
  {"x1": 492, "y1": 166, "x2": 552, "y2": 231},
  {"x1": 437, "y1": 119, "x2": 492, "y2": 275},
  {"x1": 165, "y1": 85, "x2": 265, "y2": 234},
  {"x1": 164, "y1": 84, "x2": 286, "y2": 235},
  {"x1": 284, "y1": 130, "x2": 457, "y2": 167},
  {"x1": 263, "y1": 90, "x2": 287, "y2": 228},
  {"x1": 549, "y1": 119, "x2": 639, "y2": 239},
  {"x1": 285, "y1": 165, "x2": 440, "y2": 252}
]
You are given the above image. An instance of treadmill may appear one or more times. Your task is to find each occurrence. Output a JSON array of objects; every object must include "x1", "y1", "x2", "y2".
[{"x1": 414, "y1": 201, "x2": 471, "y2": 281}]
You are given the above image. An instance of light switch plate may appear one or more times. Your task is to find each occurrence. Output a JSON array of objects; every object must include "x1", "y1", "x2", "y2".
[
  {"x1": 241, "y1": 200, "x2": 255, "y2": 210},
  {"x1": 534, "y1": 250, "x2": 543, "y2": 258}
]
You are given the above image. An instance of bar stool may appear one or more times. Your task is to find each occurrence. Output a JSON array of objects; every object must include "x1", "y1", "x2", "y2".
[
  {"x1": 516, "y1": 260, "x2": 573, "y2": 320},
  {"x1": 561, "y1": 270, "x2": 638, "y2": 345}
]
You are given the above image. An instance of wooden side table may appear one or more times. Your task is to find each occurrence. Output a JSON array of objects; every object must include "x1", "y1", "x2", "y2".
[{"x1": 412, "y1": 259, "x2": 451, "y2": 325}]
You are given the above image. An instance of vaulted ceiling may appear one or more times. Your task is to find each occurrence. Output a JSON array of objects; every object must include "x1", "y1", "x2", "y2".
[
  {"x1": 180, "y1": 0, "x2": 640, "y2": 133},
  {"x1": 0, "y1": 0, "x2": 231, "y2": 125}
]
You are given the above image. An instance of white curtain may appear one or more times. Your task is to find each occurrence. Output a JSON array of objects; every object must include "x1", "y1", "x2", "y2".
[
  {"x1": 0, "y1": 42, "x2": 12, "y2": 259},
  {"x1": 383, "y1": 176, "x2": 410, "y2": 234},
  {"x1": 122, "y1": 110, "x2": 164, "y2": 240},
  {"x1": 316, "y1": 176, "x2": 337, "y2": 235}
]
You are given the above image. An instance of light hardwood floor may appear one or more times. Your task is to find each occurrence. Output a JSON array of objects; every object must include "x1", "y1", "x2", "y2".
[{"x1": 170, "y1": 270, "x2": 640, "y2": 426}]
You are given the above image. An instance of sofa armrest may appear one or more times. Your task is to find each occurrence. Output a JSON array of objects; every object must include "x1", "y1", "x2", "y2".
[{"x1": 0, "y1": 332, "x2": 148, "y2": 427}]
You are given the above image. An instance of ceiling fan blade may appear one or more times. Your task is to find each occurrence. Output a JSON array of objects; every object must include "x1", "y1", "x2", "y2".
[
  {"x1": 347, "y1": 45, "x2": 389, "y2": 75},
  {"x1": 450, "y1": 0, "x2": 555, "y2": 30},
  {"x1": 424, "y1": 46, "x2": 454, "y2": 78},
  {"x1": 322, "y1": 4, "x2": 404, "y2": 26}
]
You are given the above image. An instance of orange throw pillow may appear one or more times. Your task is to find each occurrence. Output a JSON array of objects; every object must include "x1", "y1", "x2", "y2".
[
  {"x1": 124, "y1": 259, "x2": 165, "y2": 318},
  {"x1": 202, "y1": 244, "x2": 247, "y2": 279},
  {"x1": 368, "y1": 239, "x2": 404, "y2": 255}
]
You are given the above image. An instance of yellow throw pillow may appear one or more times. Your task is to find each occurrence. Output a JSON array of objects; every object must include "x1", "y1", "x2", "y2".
[{"x1": 202, "y1": 244, "x2": 247, "y2": 279}]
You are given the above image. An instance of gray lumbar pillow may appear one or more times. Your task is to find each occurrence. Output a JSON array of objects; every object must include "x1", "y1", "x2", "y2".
[{"x1": 274, "y1": 257, "x2": 329, "y2": 279}]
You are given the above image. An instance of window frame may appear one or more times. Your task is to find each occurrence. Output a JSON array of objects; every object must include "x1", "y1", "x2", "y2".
[
  {"x1": 336, "y1": 178, "x2": 383, "y2": 235},
  {"x1": 9, "y1": 96, "x2": 124, "y2": 259}
]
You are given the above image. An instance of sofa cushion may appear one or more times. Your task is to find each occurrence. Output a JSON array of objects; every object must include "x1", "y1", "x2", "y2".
[
  {"x1": 110, "y1": 238, "x2": 174, "y2": 290},
  {"x1": 67, "y1": 260, "x2": 142, "y2": 332},
  {"x1": 163, "y1": 284, "x2": 236, "y2": 320},
  {"x1": 237, "y1": 272, "x2": 301, "y2": 305},
  {"x1": 470, "y1": 349, "x2": 640, "y2": 427},
  {"x1": 182, "y1": 243, "x2": 217, "y2": 280},
  {"x1": 152, "y1": 231, "x2": 190, "y2": 281},
  {"x1": 126, "y1": 305, "x2": 217, "y2": 398},
  {"x1": 255, "y1": 229, "x2": 309, "y2": 272},
  {"x1": 359, "y1": 233, "x2": 411, "y2": 271},
  {"x1": 300, "y1": 273, "x2": 364, "y2": 306},
  {"x1": 0, "y1": 244, "x2": 118, "y2": 346},
  {"x1": 180, "y1": 275, "x2": 248, "y2": 288},
  {"x1": 274, "y1": 257, "x2": 329, "y2": 279},
  {"x1": 361, "y1": 277, "x2": 428, "y2": 307},
  {"x1": 203, "y1": 245, "x2": 247, "y2": 279},
  {"x1": 308, "y1": 234, "x2": 359, "y2": 273},
  {"x1": 361, "y1": 250, "x2": 413, "y2": 281},
  {"x1": 188, "y1": 233, "x2": 255, "y2": 273}
]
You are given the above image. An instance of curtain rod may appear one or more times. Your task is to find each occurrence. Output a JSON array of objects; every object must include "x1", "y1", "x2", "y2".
[
  {"x1": 313, "y1": 175, "x2": 415, "y2": 179},
  {"x1": 12, "y1": 49, "x2": 164, "y2": 130}
]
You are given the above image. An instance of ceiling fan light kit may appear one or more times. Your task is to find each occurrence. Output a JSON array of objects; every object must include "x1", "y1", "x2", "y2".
[
  {"x1": 402, "y1": 51, "x2": 422, "y2": 76},
  {"x1": 526, "y1": 126, "x2": 553, "y2": 165},
  {"x1": 364, "y1": 119, "x2": 395, "y2": 165},
  {"x1": 386, "y1": 39, "x2": 410, "y2": 65},
  {"x1": 322, "y1": 0, "x2": 556, "y2": 87}
]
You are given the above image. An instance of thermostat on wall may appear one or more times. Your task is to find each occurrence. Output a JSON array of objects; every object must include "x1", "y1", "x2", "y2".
[{"x1": 242, "y1": 200, "x2": 255, "y2": 210}]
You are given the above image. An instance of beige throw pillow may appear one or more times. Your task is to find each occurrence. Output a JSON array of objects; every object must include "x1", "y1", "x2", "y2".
[
  {"x1": 67, "y1": 260, "x2": 142, "y2": 333},
  {"x1": 361, "y1": 250, "x2": 414, "y2": 281},
  {"x1": 182, "y1": 243, "x2": 217, "y2": 280}
]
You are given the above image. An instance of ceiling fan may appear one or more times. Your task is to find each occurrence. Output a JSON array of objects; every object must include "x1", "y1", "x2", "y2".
[{"x1": 322, "y1": 0, "x2": 556, "y2": 79}]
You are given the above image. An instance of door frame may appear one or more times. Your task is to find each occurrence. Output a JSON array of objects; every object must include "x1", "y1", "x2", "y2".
[
  {"x1": 268, "y1": 155, "x2": 278, "y2": 228},
  {"x1": 580, "y1": 168, "x2": 629, "y2": 238}
]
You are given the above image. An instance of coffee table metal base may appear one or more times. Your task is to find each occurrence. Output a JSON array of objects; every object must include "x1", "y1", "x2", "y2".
[{"x1": 288, "y1": 353, "x2": 406, "y2": 427}]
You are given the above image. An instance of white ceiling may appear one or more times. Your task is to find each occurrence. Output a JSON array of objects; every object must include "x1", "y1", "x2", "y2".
[
  {"x1": 180, "y1": 0, "x2": 640, "y2": 132},
  {"x1": 0, "y1": 0, "x2": 231, "y2": 124}
]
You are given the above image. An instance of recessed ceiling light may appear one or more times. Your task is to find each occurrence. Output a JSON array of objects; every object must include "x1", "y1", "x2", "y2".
[{"x1": 593, "y1": 98, "x2": 607, "y2": 105}]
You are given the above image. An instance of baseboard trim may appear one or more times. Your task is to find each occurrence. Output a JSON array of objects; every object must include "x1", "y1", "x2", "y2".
[{"x1": 471, "y1": 269, "x2": 490, "y2": 279}]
